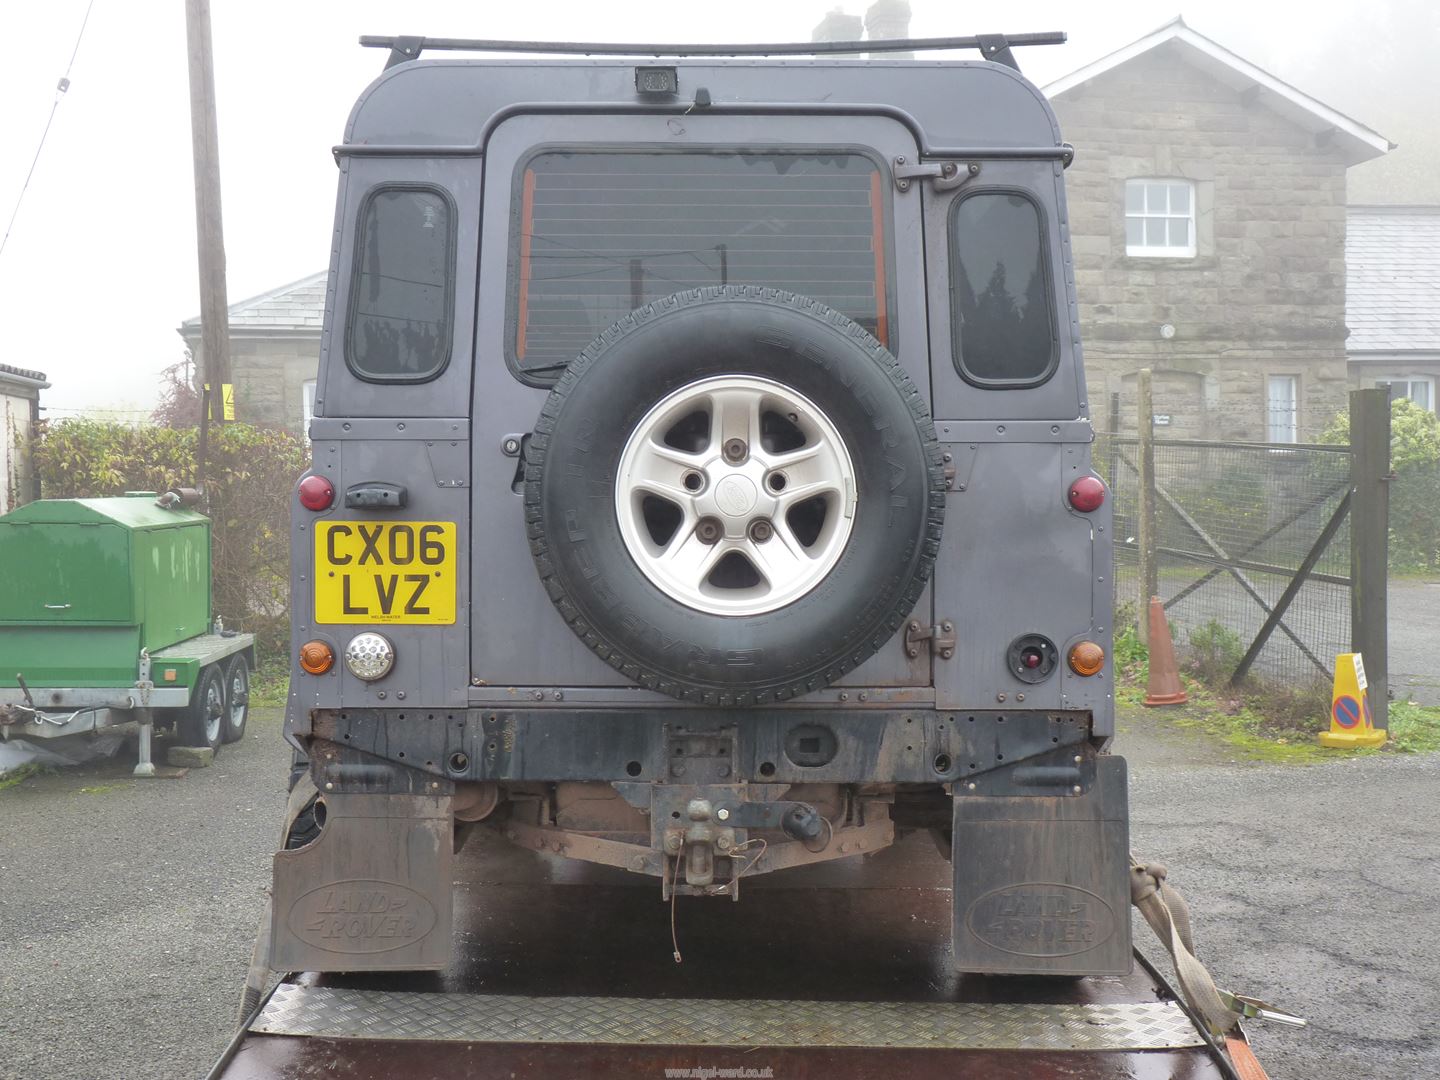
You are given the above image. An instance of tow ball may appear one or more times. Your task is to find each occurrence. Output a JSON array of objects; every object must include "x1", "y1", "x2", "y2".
[{"x1": 663, "y1": 798, "x2": 830, "y2": 887}]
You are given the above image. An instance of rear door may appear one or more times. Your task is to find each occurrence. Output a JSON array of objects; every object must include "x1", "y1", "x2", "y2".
[
  {"x1": 469, "y1": 112, "x2": 933, "y2": 695},
  {"x1": 920, "y1": 163, "x2": 1107, "y2": 714}
]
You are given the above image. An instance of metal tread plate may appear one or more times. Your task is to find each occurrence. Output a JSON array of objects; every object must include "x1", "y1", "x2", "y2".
[{"x1": 252, "y1": 984, "x2": 1204, "y2": 1052}]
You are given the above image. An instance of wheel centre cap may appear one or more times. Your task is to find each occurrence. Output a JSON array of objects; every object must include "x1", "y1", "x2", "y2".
[{"x1": 714, "y1": 474, "x2": 758, "y2": 518}]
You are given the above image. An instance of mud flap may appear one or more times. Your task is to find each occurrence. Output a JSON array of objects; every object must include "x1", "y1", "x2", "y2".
[
  {"x1": 269, "y1": 790, "x2": 453, "y2": 972},
  {"x1": 951, "y1": 754, "x2": 1131, "y2": 976}
]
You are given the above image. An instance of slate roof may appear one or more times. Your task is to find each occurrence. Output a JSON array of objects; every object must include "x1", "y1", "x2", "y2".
[
  {"x1": 1044, "y1": 17, "x2": 1392, "y2": 167},
  {"x1": 1346, "y1": 207, "x2": 1440, "y2": 354},
  {"x1": 179, "y1": 271, "x2": 327, "y2": 334}
]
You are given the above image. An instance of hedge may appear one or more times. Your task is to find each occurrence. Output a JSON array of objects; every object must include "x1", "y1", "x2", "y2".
[{"x1": 29, "y1": 420, "x2": 308, "y2": 656}]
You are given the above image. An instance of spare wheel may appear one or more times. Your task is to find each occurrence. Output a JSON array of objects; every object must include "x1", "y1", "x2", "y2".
[{"x1": 524, "y1": 286, "x2": 945, "y2": 705}]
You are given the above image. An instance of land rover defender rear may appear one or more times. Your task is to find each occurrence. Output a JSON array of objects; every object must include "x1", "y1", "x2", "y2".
[{"x1": 271, "y1": 32, "x2": 1127, "y2": 979}]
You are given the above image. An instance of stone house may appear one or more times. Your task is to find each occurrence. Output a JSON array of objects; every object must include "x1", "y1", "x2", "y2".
[
  {"x1": 1345, "y1": 205, "x2": 1440, "y2": 412},
  {"x1": 191, "y1": 17, "x2": 1392, "y2": 445},
  {"x1": 1044, "y1": 17, "x2": 1390, "y2": 442},
  {"x1": 177, "y1": 272, "x2": 326, "y2": 437},
  {"x1": 1, "y1": 363, "x2": 48, "y2": 511}
]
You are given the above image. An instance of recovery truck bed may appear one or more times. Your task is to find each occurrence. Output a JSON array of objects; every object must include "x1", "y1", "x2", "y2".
[{"x1": 208, "y1": 832, "x2": 1243, "y2": 1080}]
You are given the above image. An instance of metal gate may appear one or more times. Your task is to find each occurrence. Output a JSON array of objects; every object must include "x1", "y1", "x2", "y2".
[{"x1": 1097, "y1": 435, "x2": 1352, "y2": 686}]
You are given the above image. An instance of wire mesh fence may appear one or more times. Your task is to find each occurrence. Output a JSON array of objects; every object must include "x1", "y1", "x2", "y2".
[{"x1": 1095, "y1": 435, "x2": 1351, "y2": 688}]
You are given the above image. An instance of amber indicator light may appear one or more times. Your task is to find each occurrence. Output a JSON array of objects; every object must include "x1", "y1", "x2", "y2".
[
  {"x1": 299, "y1": 640, "x2": 335, "y2": 675},
  {"x1": 1068, "y1": 641, "x2": 1105, "y2": 676}
]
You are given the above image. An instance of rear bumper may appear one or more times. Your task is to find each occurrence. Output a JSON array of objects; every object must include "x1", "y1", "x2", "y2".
[{"x1": 308, "y1": 706, "x2": 1098, "y2": 788}]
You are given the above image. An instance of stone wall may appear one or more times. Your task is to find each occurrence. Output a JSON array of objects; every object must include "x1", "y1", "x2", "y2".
[
  {"x1": 1050, "y1": 43, "x2": 1352, "y2": 441},
  {"x1": 184, "y1": 334, "x2": 319, "y2": 437}
]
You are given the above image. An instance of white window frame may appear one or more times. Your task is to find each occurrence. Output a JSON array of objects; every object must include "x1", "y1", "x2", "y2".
[
  {"x1": 1373, "y1": 376, "x2": 1435, "y2": 413},
  {"x1": 1266, "y1": 375, "x2": 1299, "y2": 445},
  {"x1": 1125, "y1": 178, "x2": 1197, "y2": 258}
]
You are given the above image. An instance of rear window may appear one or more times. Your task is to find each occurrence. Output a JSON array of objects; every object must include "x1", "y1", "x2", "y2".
[
  {"x1": 346, "y1": 186, "x2": 455, "y2": 383},
  {"x1": 511, "y1": 150, "x2": 893, "y2": 376},
  {"x1": 949, "y1": 192, "x2": 1056, "y2": 386}
]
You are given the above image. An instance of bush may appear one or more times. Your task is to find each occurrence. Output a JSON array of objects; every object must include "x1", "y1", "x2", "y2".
[
  {"x1": 1322, "y1": 398, "x2": 1440, "y2": 572},
  {"x1": 30, "y1": 420, "x2": 308, "y2": 657},
  {"x1": 1184, "y1": 619, "x2": 1245, "y2": 685}
]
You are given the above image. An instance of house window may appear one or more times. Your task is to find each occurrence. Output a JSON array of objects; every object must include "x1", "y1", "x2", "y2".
[
  {"x1": 1125, "y1": 179, "x2": 1196, "y2": 258},
  {"x1": 1374, "y1": 376, "x2": 1434, "y2": 412},
  {"x1": 1266, "y1": 375, "x2": 1299, "y2": 444},
  {"x1": 302, "y1": 380, "x2": 316, "y2": 436}
]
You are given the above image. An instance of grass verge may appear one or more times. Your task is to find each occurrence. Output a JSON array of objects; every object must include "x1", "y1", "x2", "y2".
[
  {"x1": 0, "y1": 762, "x2": 49, "y2": 791},
  {"x1": 250, "y1": 659, "x2": 290, "y2": 708},
  {"x1": 1113, "y1": 622, "x2": 1440, "y2": 760}
]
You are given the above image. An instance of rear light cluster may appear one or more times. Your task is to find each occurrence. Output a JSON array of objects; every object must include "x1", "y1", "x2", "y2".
[
  {"x1": 1067, "y1": 475, "x2": 1106, "y2": 513},
  {"x1": 298, "y1": 475, "x2": 334, "y2": 511},
  {"x1": 299, "y1": 634, "x2": 395, "y2": 681}
]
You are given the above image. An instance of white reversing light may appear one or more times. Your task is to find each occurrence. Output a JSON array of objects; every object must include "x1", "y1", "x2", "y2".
[{"x1": 344, "y1": 632, "x2": 395, "y2": 681}]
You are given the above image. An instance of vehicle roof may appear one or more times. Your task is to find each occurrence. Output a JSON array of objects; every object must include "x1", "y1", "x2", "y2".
[{"x1": 342, "y1": 59, "x2": 1062, "y2": 156}]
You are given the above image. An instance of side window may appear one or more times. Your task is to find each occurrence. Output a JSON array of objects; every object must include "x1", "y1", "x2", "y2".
[
  {"x1": 510, "y1": 150, "x2": 892, "y2": 378},
  {"x1": 346, "y1": 187, "x2": 455, "y2": 382},
  {"x1": 949, "y1": 192, "x2": 1056, "y2": 386}
]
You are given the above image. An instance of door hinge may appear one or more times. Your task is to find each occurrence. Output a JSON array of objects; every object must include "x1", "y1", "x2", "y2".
[
  {"x1": 893, "y1": 158, "x2": 981, "y2": 193},
  {"x1": 906, "y1": 619, "x2": 956, "y2": 660}
]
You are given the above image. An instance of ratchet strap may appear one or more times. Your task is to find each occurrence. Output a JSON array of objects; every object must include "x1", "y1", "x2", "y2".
[{"x1": 1130, "y1": 858, "x2": 1240, "y2": 1036}]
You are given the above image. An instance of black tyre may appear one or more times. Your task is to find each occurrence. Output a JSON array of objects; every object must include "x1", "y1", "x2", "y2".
[
  {"x1": 525, "y1": 286, "x2": 945, "y2": 705},
  {"x1": 178, "y1": 665, "x2": 225, "y2": 750},
  {"x1": 222, "y1": 654, "x2": 250, "y2": 744}
]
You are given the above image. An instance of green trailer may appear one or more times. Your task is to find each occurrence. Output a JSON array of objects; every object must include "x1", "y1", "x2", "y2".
[{"x1": 0, "y1": 493, "x2": 255, "y2": 775}]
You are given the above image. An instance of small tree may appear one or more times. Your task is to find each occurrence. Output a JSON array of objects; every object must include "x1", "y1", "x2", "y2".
[{"x1": 152, "y1": 355, "x2": 202, "y2": 429}]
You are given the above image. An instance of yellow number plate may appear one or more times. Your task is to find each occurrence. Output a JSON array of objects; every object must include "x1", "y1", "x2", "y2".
[{"x1": 314, "y1": 521, "x2": 457, "y2": 625}]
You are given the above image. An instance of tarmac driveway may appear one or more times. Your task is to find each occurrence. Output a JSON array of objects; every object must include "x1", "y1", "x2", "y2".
[{"x1": 1, "y1": 707, "x2": 1437, "y2": 1080}]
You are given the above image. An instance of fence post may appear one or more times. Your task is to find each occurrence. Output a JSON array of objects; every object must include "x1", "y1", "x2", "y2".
[
  {"x1": 1136, "y1": 369, "x2": 1158, "y2": 645},
  {"x1": 1350, "y1": 388, "x2": 1390, "y2": 730}
]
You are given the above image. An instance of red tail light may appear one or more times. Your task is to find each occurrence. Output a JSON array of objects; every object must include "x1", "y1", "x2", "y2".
[
  {"x1": 1068, "y1": 475, "x2": 1106, "y2": 513},
  {"x1": 298, "y1": 475, "x2": 334, "y2": 511}
]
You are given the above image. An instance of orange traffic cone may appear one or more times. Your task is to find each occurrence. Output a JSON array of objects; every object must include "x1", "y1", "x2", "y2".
[{"x1": 1143, "y1": 596, "x2": 1188, "y2": 706}]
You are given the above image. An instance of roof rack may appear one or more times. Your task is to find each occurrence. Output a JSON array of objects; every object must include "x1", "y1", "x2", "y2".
[{"x1": 359, "y1": 32, "x2": 1066, "y2": 73}]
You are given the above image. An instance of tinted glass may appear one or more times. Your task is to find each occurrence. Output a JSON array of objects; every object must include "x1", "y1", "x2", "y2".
[
  {"x1": 950, "y1": 193, "x2": 1054, "y2": 384},
  {"x1": 347, "y1": 188, "x2": 453, "y2": 381},
  {"x1": 513, "y1": 151, "x2": 891, "y2": 373}
]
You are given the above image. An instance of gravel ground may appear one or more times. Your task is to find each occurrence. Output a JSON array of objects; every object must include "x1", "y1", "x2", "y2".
[
  {"x1": 0, "y1": 708, "x2": 291, "y2": 1080},
  {"x1": 1, "y1": 705, "x2": 1437, "y2": 1079}
]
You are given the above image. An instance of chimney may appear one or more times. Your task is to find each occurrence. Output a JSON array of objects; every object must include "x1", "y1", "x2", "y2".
[
  {"x1": 865, "y1": 0, "x2": 913, "y2": 59},
  {"x1": 812, "y1": 7, "x2": 864, "y2": 57}
]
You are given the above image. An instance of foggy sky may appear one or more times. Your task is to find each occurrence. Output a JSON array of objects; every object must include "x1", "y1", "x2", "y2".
[{"x1": 0, "y1": 1, "x2": 1403, "y2": 420}]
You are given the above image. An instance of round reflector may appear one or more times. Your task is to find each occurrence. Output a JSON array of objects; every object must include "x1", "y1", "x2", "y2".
[
  {"x1": 1068, "y1": 641, "x2": 1105, "y2": 676},
  {"x1": 1068, "y1": 475, "x2": 1106, "y2": 513},
  {"x1": 299, "y1": 640, "x2": 334, "y2": 675},
  {"x1": 298, "y1": 474, "x2": 334, "y2": 511},
  {"x1": 344, "y1": 632, "x2": 395, "y2": 681}
]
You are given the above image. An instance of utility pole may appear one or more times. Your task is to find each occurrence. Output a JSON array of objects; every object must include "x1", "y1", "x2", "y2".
[{"x1": 185, "y1": 0, "x2": 231, "y2": 490}]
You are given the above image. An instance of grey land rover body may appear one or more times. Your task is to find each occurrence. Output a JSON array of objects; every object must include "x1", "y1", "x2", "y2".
[{"x1": 271, "y1": 37, "x2": 1128, "y2": 979}]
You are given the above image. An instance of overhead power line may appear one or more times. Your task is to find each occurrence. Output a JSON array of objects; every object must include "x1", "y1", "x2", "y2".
[{"x1": 0, "y1": 0, "x2": 97, "y2": 260}]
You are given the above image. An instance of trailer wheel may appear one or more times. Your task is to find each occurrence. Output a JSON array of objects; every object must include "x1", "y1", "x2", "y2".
[
  {"x1": 222, "y1": 655, "x2": 250, "y2": 744},
  {"x1": 178, "y1": 665, "x2": 225, "y2": 750}
]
